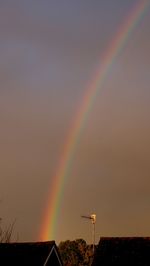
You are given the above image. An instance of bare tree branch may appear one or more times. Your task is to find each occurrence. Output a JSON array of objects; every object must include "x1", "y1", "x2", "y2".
[{"x1": 0, "y1": 219, "x2": 16, "y2": 243}]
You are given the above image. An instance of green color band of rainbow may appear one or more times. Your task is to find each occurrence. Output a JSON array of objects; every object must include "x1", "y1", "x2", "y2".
[{"x1": 40, "y1": 0, "x2": 149, "y2": 241}]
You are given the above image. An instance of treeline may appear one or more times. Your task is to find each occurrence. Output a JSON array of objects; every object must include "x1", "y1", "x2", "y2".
[{"x1": 58, "y1": 238, "x2": 95, "y2": 266}]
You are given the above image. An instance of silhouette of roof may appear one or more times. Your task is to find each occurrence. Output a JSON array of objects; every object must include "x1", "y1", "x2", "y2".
[
  {"x1": 92, "y1": 237, "x2": 150, "y2": 266},
  {"x1": 0, "y1": 241, "x2": 63, "y2": 266}
]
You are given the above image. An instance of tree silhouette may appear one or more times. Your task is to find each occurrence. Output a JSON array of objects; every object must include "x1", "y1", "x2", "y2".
[
  {"x1": 58, "y1": 239, "x2": 94, "y2": 266},
  {"x1": 0, "y1": 218, "x2": 15, "y2": 243}
]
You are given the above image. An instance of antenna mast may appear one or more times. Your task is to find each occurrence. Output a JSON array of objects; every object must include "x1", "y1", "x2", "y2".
[{"x1": 81, "y1": 213, "x2": 96, "y2": 253}]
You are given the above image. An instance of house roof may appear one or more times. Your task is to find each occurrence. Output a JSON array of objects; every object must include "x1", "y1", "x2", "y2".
[
  {"x1": 0, "y1": 241, "x2": 63, "y2": 266},
  {"x1": 92, "y1": 237, "x2": 150, "y2": 266}
]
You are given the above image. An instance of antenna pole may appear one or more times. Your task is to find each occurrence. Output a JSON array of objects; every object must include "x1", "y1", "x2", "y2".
[
  {"x1": 91, "y1": 214, "x2": 96, "y2": 253},
  {"x1": 81, "y1": 213, "x2": 96, "y2": 253}
]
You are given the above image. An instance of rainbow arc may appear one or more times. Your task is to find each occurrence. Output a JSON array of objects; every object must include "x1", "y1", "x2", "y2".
[{"x1": 40, "y1": 1, "x2": 149, "y2": 241}]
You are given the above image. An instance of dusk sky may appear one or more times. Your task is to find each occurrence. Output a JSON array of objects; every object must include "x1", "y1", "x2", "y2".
[{"x1": 0, "y1": 0, "x2": 150, "y2": 244}]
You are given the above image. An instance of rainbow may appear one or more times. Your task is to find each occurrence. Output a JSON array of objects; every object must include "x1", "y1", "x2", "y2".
[{"x1": 40, "y1": 0, "x2": 149, "y2": 241}]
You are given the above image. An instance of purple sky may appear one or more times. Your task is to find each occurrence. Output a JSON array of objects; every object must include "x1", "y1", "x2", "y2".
[{"x1": 0, "y1": 0, "x2": 150, "y2": 244}]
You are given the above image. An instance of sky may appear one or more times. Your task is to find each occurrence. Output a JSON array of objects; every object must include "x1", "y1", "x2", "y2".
[{"x1": 0, "y1": 0, "x2": 150, "y2": 244}]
